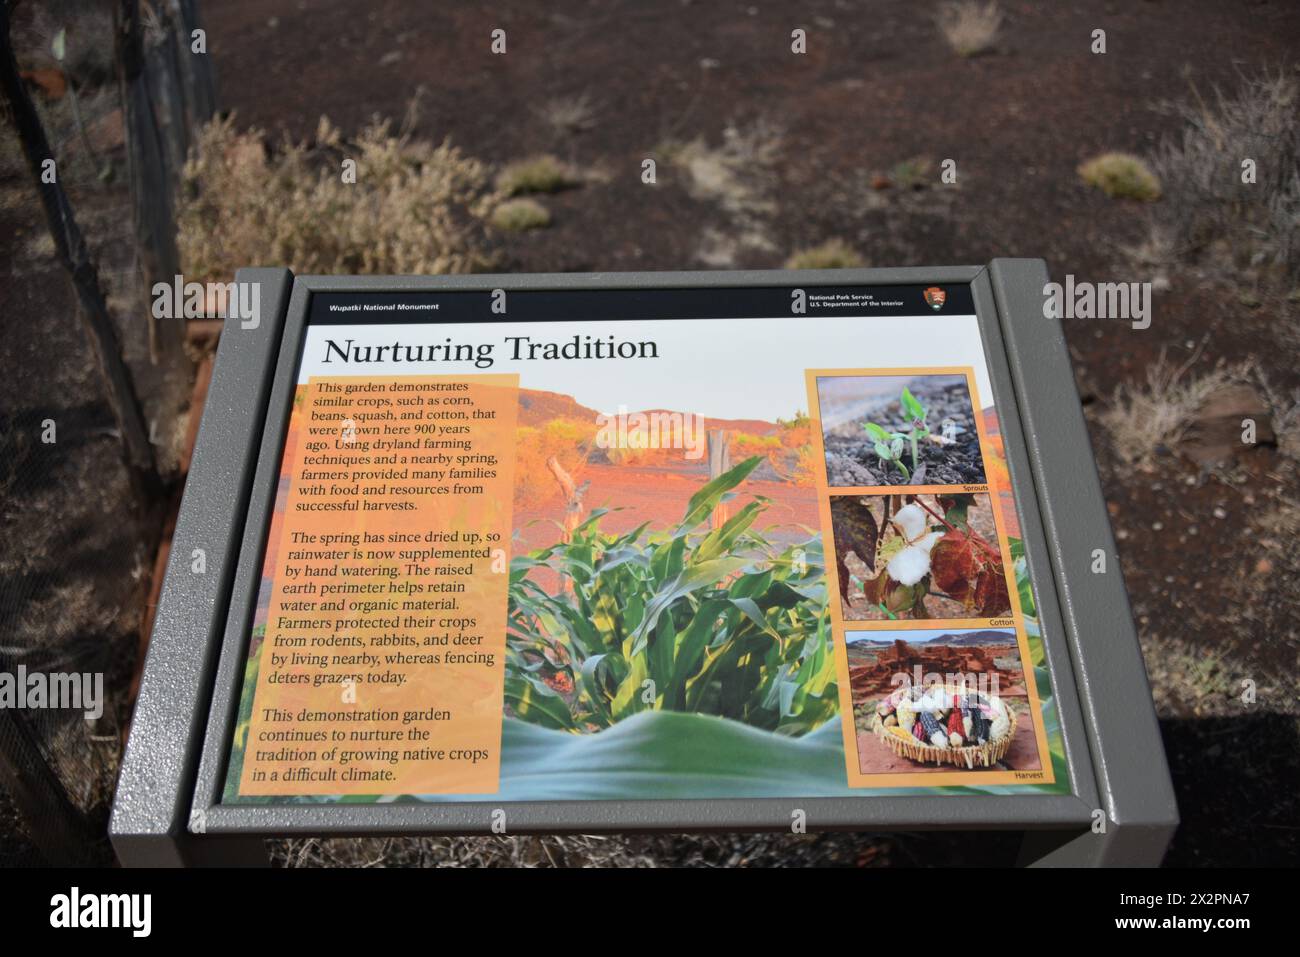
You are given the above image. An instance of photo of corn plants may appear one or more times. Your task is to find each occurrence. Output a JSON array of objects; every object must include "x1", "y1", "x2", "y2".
[{"x1": 506, "y1": 455, "x2": 837, "y2": 729}]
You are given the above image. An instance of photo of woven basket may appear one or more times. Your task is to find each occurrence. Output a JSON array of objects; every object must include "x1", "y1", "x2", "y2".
[{"x1": 872, "y1": 683, "x2": 1017, "y2": 770}]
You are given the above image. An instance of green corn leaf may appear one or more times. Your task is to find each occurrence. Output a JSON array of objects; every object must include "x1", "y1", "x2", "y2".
[
  {"x1": 579, "y1": 652, "x2": 629, "y2": 727},
  {"x1": 691, "y1": 497, "x2": 766, "y2": 563},
  {"x1": 648, "y1": 614, "x2": 676, "y2": 691},
  {"x1": 610, "y1": 652, "x2": 650, "y2": 720},
  {"x1": 504, "y1": 675, "x2": 576, "y2": 730},
  {"x1": 630, "y1": 556, "x2": 751, "y2": 654},
  {"x1": 728, "y1": 596, "x2": 780, "y2": 640},
  {"x1": 677, "y1": 456, "x2": 763, "y2": 533},
  {"x1": 664, "y1": 599, "x2": 728, "y2": 708}
]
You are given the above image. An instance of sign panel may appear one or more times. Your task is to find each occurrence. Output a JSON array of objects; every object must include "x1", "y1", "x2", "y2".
[{"x1": 222, "y1": 284, "x2": 1068, "y2": 804}]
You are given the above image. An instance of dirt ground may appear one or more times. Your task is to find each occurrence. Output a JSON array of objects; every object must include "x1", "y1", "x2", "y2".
[{"x1": 3, "y1": 0, "x2": 1298, "y2": 867}]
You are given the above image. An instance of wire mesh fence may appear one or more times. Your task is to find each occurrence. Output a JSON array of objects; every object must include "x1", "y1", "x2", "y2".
[{"x1": 0, "y1": 236, "x2": 161, "y2": 865}]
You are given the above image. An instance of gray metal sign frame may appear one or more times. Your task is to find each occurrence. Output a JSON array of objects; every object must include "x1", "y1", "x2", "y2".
[{"x1": 110, "y1": 261, "x2": 1178, "y2": 866}]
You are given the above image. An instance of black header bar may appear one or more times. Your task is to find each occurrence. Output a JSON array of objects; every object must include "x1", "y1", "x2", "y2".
[{"x1": 307, "y1": 283, "x2": 974, "y2": 326}]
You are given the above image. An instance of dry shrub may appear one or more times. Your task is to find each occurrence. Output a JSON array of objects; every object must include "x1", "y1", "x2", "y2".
[
  {"x1": 777, "y1": 412, "x2": 811, "y2": 447},
  {"x1": 602, "y1": 433, "x2": 675, "y2": 468},
  {"x1": 496, "y1": 154, "x2": 580, "y2": 195},
  {"x1": 936, "y1": 1, "x2": 1003, "y2": 58},
  {"x1": 785, "y1": 239, "x2": 864, "y2": 270},
  {"x1": 788, "y1": 445, "x2": 820, "y2": 487},
  {"x1": 514, "y1": 418, "x2": 596, "y2": 508},
  {"x1": 1151, "y1": 70, "x2": 1300, "y2": 281},
  {"x1": 537, "y1": 93, "x2": 596, "y2": 137},
  {"x1": 1100, "y1": 351, "x2": 1250, "y2": 472},
  {"x1": 731, "y1": 416, "x2": 818, "y2": 487},
  {"x1": 731, "y1": 432, "x2": 782, "y2": 464},
  {"x1": 178, "y1": 114, "x2": 497, "y2": 280},
  {"x1": 662, "y1": 118, "x2": 782, "y2": 219},
  {"x1": 490, "y1": 197, "x2": 552, "y2": 231},
  {"x1": 1078, "y1": 152, "x2": 1162, "y2": 201}
]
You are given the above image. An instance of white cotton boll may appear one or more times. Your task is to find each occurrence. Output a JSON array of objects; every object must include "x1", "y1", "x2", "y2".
[
  {"x1": 990, "y1": 714, "x2": 1009, "y2": 740},
  {"x1": 893, "y1": 503, "x2": 928, "y2": 541},
  {"x1": 887, "y1": 544, "x2": 932, "y2": 586},
  {"x1": 929, "y1": 730, "x2": 949, "y2": 748},
  {"x1": 887, "y1": 531, "x2": 943, "y2": 585}
]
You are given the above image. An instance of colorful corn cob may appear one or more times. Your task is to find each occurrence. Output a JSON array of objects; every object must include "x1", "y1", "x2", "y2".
[
  {"x1": 896, "y1": 703, "x2": 916, "y2": 736},
  {"x1": 919, "y1": 711, "x2": 948, "y2": 748},
  {"x1": 946, "y1": 707, "x2": 965, "y2": 748}
]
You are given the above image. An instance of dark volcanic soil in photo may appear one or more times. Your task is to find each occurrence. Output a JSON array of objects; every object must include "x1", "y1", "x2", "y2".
[{"x1": 823, "y1": 378, "x2": 984, "y2": 487}]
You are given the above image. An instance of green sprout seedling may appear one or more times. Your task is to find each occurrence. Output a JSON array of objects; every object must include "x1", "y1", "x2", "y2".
[
  {"x1": 864, "y1": 387, "x2": 931, "y2": 481},
  {"x1": 864, "y1": 421, "x2": 910, "y2": 481}
]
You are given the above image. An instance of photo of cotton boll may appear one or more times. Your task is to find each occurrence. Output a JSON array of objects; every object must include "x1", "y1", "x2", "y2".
[{"x1": 830, "y1": 492, "x2": 1012, "y2": 621}]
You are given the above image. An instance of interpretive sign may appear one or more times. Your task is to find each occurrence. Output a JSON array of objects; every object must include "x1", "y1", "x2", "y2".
[
  {"x1": 111, "y1": 264, "x2": 1178, "y2": 866},
  {"x1": 224, "y1": 283, "x2": 1064, "y2": 802}
]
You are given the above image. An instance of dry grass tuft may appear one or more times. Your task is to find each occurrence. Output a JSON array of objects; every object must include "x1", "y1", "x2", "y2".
[
  {"x1": 177, "y1": 112, "x2": 498, "y2": 280},
  {"x1": 1099, "y1": 352, "x2": 1250, "y2": 471},
  {"x1": 537, "y1": 93, "x2": 596, "y2": 137},
  {"x1": 1078, "y1": 152, "x2": 1162, "y2": 201},
  {"x1": 936, "y1": 1, "x2": 1003, "y2": 58},
  {"x1": 496, "y1": 154, "x2": 580, "y2": 196},
  {"x1": 785, "y1": 239, "x2": 865, "y2": 270},
  {"x1": 490, "y1": 197, "x2": 552, "y2": 231},
  {"x1": 660, "y1": 119, "x2": 784, "y2": 262},
  {"x1": 661, "y1": 118, "x2": 782, "y2": 220}
]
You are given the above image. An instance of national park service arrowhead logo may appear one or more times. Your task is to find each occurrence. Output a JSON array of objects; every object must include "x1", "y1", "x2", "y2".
[{"x1": 923, "y1": 286, "x2": 946, "y2": 311}]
